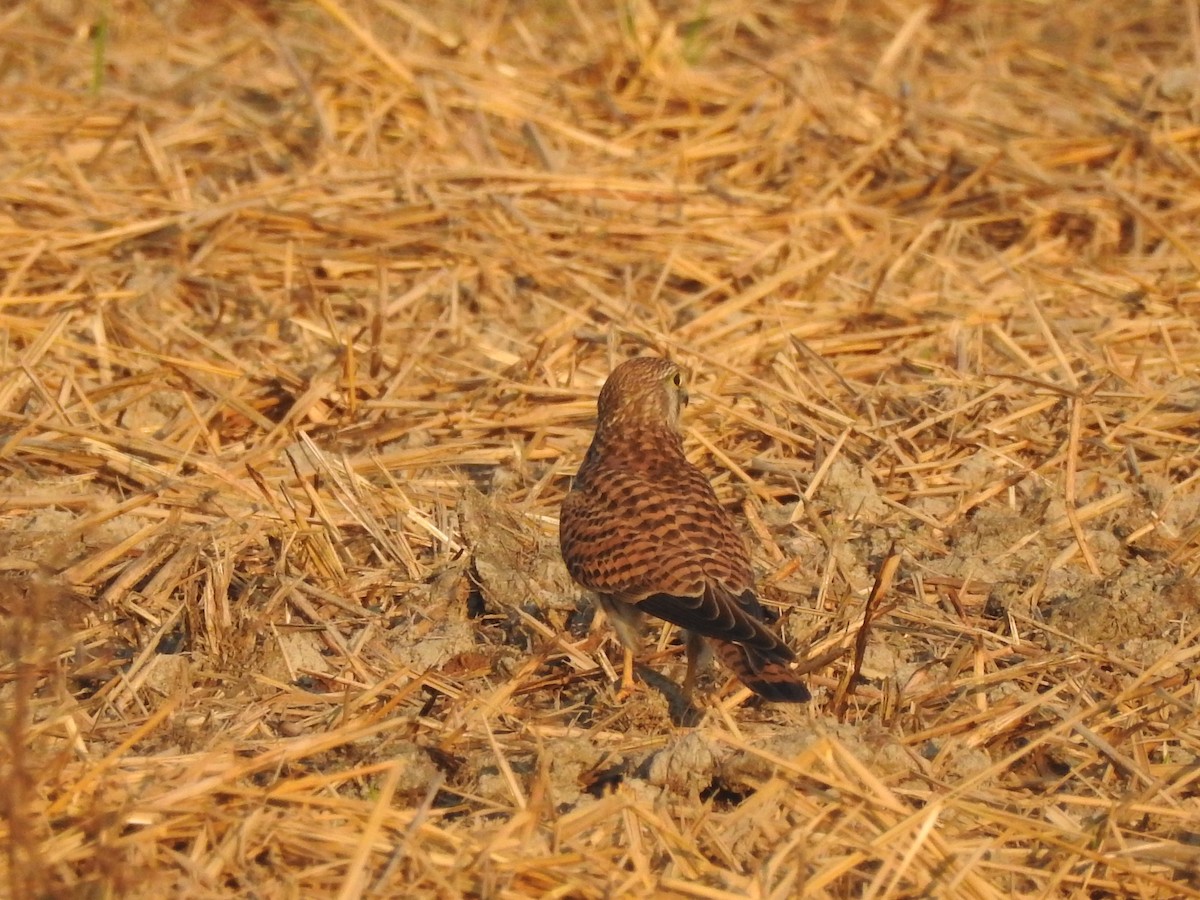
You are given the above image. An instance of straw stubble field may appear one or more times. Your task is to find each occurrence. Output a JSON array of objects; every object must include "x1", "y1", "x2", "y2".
[{"x1": 2, "y1": 0, "x2": 1199, "y2": 896}]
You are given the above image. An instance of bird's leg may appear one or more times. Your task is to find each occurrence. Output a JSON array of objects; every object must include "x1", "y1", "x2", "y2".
[
  {"x1": 596, "y1": 594, "x2": 644, "y2": 700},
  {"x1": 618, "y1": 646, "x2": 637, "y2": 700},
  {"x1": 682, "y1": 630, "x2": 711, "y2": 701}
]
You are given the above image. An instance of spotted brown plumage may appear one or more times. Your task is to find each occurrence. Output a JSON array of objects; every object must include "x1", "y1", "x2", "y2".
[{"x1": 559, "y1": 356, "x2": 810, "y2": 703}]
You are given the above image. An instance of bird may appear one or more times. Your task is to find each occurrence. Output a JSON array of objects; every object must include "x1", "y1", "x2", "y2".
[{"x1": 559, "y1": 356, "x2": 810, "y2": 703}]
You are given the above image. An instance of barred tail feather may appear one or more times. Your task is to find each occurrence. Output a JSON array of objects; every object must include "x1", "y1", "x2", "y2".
[{"x1": 714, "y1": 641, "x2": 811, "y2": 703}]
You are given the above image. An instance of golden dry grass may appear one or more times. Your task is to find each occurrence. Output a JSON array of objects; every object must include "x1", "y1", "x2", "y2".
[{"x1": 2, "y1": 0, "x2": 1200, "y2": 896}]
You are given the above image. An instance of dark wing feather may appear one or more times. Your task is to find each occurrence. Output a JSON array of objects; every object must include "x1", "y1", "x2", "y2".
[{"x1": 638, "y1": 584, "x2": 794, "y2": 663}]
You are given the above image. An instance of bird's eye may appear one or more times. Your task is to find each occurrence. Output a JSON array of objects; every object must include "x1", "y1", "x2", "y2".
[{"x1": 671, "y1": 372, "x2": 682, "y2": 387}]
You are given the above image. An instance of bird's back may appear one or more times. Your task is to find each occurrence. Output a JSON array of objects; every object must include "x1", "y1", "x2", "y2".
[{"x1": 560, "y1": 426, "x2": 752, "y2": 601}]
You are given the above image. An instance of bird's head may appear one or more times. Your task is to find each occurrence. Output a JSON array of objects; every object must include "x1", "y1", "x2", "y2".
[{"x1": 595, "y1": 356, "x2": 690, "y2": 435}]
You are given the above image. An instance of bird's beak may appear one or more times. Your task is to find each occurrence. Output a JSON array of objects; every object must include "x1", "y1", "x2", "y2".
[{"x1": 681, "y1": 389, "x2": 690, "y2": 407}]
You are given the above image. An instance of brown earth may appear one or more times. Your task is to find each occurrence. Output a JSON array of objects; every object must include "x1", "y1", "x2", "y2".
[{"x1": 1, "y1": 1, "x2": 1199, "y2": 897}]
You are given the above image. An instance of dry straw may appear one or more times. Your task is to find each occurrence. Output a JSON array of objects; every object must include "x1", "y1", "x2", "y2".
[{"x1": 1, "y1": 0, "x2": 1198, "y2": 897}]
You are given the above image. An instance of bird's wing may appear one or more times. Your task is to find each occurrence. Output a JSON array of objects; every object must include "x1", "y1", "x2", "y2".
[
  {"x1": 637, "y1": 583, "x2": 795, "y2": 662},
  {"x1": 560, "y1": 467, "x2": 789, "y2": 658}
]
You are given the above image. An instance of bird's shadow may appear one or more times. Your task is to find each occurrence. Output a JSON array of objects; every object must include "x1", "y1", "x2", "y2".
[{"x1": 633, "y1": 665, "x2": 704, "y2": 728}]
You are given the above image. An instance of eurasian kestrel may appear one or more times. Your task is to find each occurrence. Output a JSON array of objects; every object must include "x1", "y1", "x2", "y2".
[{"x1": 559, "y1": 356, "x2": 810, "y2": 703}]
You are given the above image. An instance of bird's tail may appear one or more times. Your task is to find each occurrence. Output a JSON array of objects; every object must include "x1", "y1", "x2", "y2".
[{"x1": 714, "y1": 640, "x2": 811, "y2": 703}]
